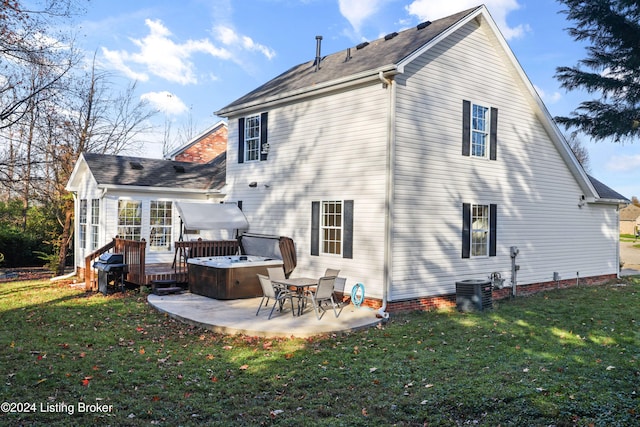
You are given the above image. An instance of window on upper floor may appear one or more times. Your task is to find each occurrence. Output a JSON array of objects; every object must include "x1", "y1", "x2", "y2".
[
  {"x1": 462, "y1": 100, "x2": 498, "y2": 160},
  {"x1": 238, "y1": 112, "x2": 269, "y2": 163},
  {"x1": 471, "y1": 104, "x2": 489, "y2": 157}
]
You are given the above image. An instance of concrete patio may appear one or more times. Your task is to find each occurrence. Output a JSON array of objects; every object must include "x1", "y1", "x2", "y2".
[{"x1": 147, "y1": 292, "x2": 382, "y2": 338}]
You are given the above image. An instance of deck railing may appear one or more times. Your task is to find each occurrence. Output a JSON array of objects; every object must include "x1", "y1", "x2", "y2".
[
  {"x1": 84, "y1": 238, "x2": 147, "y2": 290},
  {"x1": 173, "y1": 239, "x2": 239, "y2": 277},
  {"x1": 84, "y1": 238, "x2": 238, "y2": 289}
]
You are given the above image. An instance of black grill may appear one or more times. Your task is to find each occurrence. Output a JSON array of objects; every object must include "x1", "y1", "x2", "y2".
[{"x1": 93, "y1": 253, "x2": 128, "y2": 295}]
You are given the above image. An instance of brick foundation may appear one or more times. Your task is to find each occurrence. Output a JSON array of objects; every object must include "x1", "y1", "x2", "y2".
[{"x1": 357, "y1": 273, "x2": 618, "y2": 314}]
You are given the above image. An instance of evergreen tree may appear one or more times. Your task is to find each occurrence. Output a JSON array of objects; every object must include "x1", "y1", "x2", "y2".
[{"x1": 555, "y1": 0, "x2": 640, "y2": 142}]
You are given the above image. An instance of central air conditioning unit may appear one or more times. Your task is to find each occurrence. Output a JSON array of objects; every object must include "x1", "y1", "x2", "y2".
[{"x1": 456, "y1": 279, "x2": 493, "y2": 312}]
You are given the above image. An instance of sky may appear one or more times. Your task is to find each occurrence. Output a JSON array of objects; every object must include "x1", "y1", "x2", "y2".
[{"x1": 73, "y1": 0, "x2": 639, "y2": 199}]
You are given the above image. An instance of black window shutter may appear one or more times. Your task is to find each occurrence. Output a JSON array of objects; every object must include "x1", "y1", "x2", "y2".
[
  {"x1": 490, "y1": 107, "x2": 498, "y2": 160},
  {"x1": 311, "y1": 201, "x2": 320, "y2": 256},
  {"x1": 462, "y1": 100, "x2": 471, "y2": 157},
  {"x1": 462, "y1": 203, "x2": 471, "y2": 258},
  {"x1": 343, "y1": 200, "x2": 354, "y2": 259},
  {"x1": 238, "y1": 117, "x2": 245, "y2": 164},
  {"x1": 489, "y1": 204, "x2": 497, "y2": 256},
  {"x1": 260, "y1": 112, "x2": 268, "y2": 161}
]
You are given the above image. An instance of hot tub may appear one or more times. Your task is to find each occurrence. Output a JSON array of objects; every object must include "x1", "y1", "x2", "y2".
[{"x1": 188, "y1": 255, "x2": 284, "y2": 299}]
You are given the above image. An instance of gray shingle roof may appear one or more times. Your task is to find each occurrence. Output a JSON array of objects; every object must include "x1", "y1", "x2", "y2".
[
  {"x1": 216, "y1": 7, "x2": 479, "y2": 115},
  {"x1": 587, "y1": 174, "x2": 628, "y2": 202},
  {"x1": 83, "y1": 151, "x2": 226, "y2": 191}
]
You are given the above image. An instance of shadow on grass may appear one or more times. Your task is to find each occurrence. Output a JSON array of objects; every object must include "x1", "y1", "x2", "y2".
[{"x1": 0, "y1": 278, "x2": 638, "y2": 426}]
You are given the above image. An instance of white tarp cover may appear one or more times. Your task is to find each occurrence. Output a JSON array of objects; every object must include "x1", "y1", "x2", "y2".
[{"x1": 175, "y1": 202, "x2": 249, "y2": 230}]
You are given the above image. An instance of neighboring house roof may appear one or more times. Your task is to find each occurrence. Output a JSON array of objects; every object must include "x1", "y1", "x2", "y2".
[
  {"x1": 620, "y1": 204, "x2": 640, "y2": 221},
  {"x1": 216, "y1": 7, "x2": 478, "y2": 115},
  {"x1": 165, "y1": 120, "x2": 227, "y2": 161},
  {"x1": 66, "y1": 151, "x2": 226, "y2": 194}
]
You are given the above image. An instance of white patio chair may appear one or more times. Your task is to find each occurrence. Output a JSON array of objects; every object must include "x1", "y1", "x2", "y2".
[
  {"x1": 307, "y1": 276, "x2": 340, "y2": 320},
  {"x1": 256, "y1": 274, "x2": 295, "y2": 319},
  {"x1": 267, "y1": 267, "x2": 286, "y2": 281}
]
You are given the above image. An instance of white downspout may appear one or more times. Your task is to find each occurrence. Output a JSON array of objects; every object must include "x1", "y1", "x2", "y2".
[{"x1": 379, "y1": 71, "x2": 395, "y2": 319}]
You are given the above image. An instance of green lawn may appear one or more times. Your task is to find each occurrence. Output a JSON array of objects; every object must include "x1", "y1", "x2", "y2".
[{"x1": 1, "y1": 278, "x2": 638, "y2": 426}]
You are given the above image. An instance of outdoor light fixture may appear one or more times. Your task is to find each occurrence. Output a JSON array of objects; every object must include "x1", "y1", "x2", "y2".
[{"x1": 249, "y1": 182, "x2": 257, "y2": 188}]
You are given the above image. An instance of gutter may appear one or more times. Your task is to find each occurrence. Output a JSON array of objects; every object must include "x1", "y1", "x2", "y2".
[
  {"x1": 379, "y1": 71, "x2": 395, "y2": 320},
  {"x1": 96, "y1": 184, "x2": 223, "y2": 196},
  {"x1": 216, "y1": 65, "x2": 399, "y2": 117}
]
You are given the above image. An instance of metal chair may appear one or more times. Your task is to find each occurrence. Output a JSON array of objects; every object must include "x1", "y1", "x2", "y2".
[
  {"x1": 307, "y1": 276, "x2": 340, "y2": 320},
  {"x1": 256, "y1": 274, "x2": 295, "y2": 319},
  {"x1": 267, "y1": 267, "x2": 286, "y2": 281},
  {"x1": 324, "y1": 268, "x2": 340, "y2": 277}
]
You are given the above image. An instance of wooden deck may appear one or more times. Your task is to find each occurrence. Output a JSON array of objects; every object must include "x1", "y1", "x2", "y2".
[
  {"x1": 144, "y1": 263, "x2": 187, "y2": 285},
  {"x1": 83, "y1": 238, "x2": 239, "y2": 290}
]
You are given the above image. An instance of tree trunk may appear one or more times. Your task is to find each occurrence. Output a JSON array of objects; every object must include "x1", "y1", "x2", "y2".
[{"x1": 57, "y1": 208, "x2": 73, "y2": 276}]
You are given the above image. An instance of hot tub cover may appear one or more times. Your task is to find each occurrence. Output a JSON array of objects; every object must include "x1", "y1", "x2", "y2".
[{"x1": 175, "y1": 202, "x2": 249, "y2": 230}]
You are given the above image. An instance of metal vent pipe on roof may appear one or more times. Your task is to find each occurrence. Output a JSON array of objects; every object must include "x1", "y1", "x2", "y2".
[{"x1": 314, "y1": 35, "x2": 322, "y2": 71}]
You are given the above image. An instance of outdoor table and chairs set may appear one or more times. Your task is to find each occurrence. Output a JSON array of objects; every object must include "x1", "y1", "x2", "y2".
[{"x1": 256, "y1": 267, "x2": 342, "y2": 320}]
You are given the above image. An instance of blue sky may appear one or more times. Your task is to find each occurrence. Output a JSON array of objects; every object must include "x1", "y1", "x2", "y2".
[{"x1": 76, "y1": 0, "x2": 639, "y2": 199}]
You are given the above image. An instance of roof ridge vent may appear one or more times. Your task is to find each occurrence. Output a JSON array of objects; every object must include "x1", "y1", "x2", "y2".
[
  {"x1": 384, "y1": 32, "x2": 398, "y2": 41},
  {"x1": 356, "y1": 41, "x2": 369, "y2": 50},
  {"x1": 417, "y1": 21, "x2": 432, "y2": 30},
  {"x1": 129, "y1": 161, "x2": 143, "y2": 170}
]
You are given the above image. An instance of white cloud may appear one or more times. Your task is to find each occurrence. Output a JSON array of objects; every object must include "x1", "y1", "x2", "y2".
[
  {"x1": 141, "y1": 91, "x2": 188, "y2": 115},
  {"x1": 405, "y1": 0, "x2": 530, "y2": 40},
  {"x1": 338, "y1": 0, "x2": 388, "y2": 33},
  {"x1": 605, "y1": 154, "x2": 640, "y2": 172},
  {"x1": 214, "y1": 26, "x2": 276, "y2": 60},
  {"x1": 102, "y1": 19, "x2": 231, "y2": 85},
  {"x1": 534, "y1": 85, "x2": 562, "y2": 104}
]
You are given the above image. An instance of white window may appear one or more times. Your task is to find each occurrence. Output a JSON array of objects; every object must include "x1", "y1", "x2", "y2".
[
  {"x1": 90, "y1": 199, "x2": 100, "y2": 250},
  {"x1": 150, "y1": 201, "x2": 172, "y2": 251},
  {"x1": 322, "y1": 201, "x2": 342, "y2": 255},
  {"x1": 471, "y1": 104, "x2": 489, "y2": 158},
  {"x1": 471, "y1": 204, "x2": 489, "y2": 257},
  {"x1": 79, "y1": 199, "x2": 87, "y2": 249},
  {"x1": 117, "y1": 200, "x2": 141, "y2": 241},
  {"x1": 244, "y1": 114, "x2": 261, "y2": 162}
]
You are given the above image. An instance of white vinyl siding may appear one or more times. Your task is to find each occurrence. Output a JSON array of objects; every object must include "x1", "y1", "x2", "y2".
[
  {"x1": 390, "y1": 17, "x2": 618, "y2": 300},
  {"x1": 224, "y1": 84, "x2": 388, "y2": 298}
]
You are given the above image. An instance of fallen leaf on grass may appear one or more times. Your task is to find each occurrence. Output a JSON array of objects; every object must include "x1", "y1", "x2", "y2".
[
  {"x1": 269, "y1": 409, "x2": 284, "y2": 419},
  {"x1": 239, "y1": 364, "x2": 249, "y2": 370}
]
